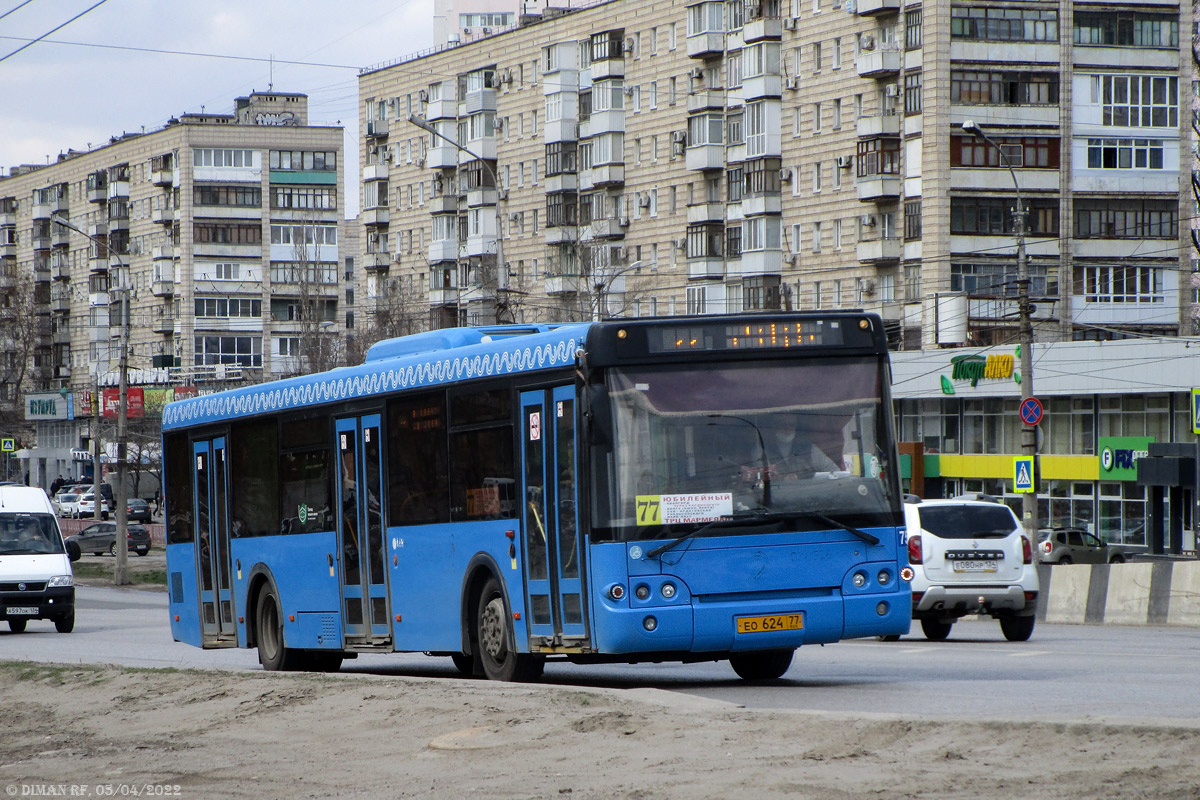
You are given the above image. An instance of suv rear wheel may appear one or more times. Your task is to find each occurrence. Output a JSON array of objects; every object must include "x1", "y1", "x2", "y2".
[
  {"x1": 999, "y1": 615, "x2": 1035, "y2": 642},
  {"x1": 920, "y1": 618, "x2": 953, "y2": 641}
]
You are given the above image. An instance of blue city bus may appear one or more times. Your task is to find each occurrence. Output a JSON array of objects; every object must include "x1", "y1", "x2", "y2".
[{"x1": 163, "y1": 312, "x2": 910, "y2": 681}]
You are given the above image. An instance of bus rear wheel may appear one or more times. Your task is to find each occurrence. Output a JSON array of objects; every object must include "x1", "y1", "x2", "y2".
[
  {"x1": 476, "y1": 577, "x2": 542, "y2": 682},
  {"x1": 729, "y1": 649, "x2": 795, "y2": 681},
  {"x1": 257, "y1": 585, "x2": 301, "y2": 671}
]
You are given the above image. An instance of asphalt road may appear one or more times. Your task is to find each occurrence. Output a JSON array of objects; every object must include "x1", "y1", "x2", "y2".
[{"x1": 4, "y1": 585, "x2": 1198, "y2": 724}]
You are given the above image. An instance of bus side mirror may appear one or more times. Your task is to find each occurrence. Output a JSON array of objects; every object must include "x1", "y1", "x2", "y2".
[
  {"x1": 585, "y1": 385, "x2": 612, "y2": 447},
  {"x1": 66, "y1": 539, "x2": 81, "y2": 562}
]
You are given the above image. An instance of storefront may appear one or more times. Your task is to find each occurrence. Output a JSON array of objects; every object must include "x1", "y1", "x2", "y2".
[{"x1": 891, "y1": 339, "x2": 1198, "y2": 551}]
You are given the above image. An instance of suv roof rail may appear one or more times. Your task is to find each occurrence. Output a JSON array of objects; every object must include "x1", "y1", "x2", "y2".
[
  {"x1": 951, "y1": 492, "x2": 1001, "y2": 504},
  {"x1": 902, "y1": 493, "x2": 923, "y2": 504}
]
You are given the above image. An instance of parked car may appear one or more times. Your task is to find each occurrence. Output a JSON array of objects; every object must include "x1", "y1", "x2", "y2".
[
  {"x1": 126, "y1": 498, "x2": 152, "y2": 523},
  {"x1": 1038, "y1": 527, "x2": 1147, "y2": 565},
  {"x1": 53, "y1": 492, "x2": 81, "y2": 517},
  {"x1": 901, "y1": 495, "x2": 1039, "y2": 642},
  {"x1": 67, "y1": 522, "x2": 151, "y2": 557},
  {"x1": 75, "y1": 493, "x2": 109, "y2": 520}
]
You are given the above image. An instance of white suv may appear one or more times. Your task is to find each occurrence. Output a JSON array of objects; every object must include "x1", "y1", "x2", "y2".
[{"x1": 902, "y1": 495, "x2": 1039, "y2": 642}]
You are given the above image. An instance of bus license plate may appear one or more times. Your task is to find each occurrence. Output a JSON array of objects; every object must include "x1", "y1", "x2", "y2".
[
  {"x1": 953, "y1": 560, "x2": 997, "y2": 572},
  {"x1": 6, "y1": 607, "x2": 38, "y2": 615},
  {"x1": 736, "y1": 613, "x2": 803, "y2": 634}
]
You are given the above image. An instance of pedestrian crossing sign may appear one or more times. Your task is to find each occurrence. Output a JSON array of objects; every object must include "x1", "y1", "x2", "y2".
[
  {"x1": 1013, "y1": 457, "x2": 1034, "y2": 493},
  {"x1": 1192, "y1": 389, "x2": 1200, "y2": 435}
]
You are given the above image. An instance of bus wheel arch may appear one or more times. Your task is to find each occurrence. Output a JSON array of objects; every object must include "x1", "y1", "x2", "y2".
[{"x1": 458, "y1": 559, "x2": 502, "y2": 678}]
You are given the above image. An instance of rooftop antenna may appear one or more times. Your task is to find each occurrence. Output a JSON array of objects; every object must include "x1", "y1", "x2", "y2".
[{"x1": 269, "y1": 54, "x2": 274, "y2": 91}]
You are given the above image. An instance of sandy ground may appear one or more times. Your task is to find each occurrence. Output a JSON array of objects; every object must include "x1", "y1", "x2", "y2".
[{"x1": 2, "y1": 659, "x2": 1199, "y2": 800}]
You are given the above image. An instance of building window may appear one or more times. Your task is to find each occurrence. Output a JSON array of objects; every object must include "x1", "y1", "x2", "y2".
[
  {"x1": 195, "y1": 149, "x2": 256, "y2": 168},
  {"x1": 1074, "y1": 12, "x2": 1178, "y2": 48},
  {"x1": 687, "y1": 223, "x2": 724, "y2": 258},
  {"x1": 195, "y1": 297, "x2": 262, "y2": 318},
  {"x1": 905, "y1": 9, "x2": 923, "y2": 49},
  {"x1": 743, "y1": 216, "x2": 781, "y2": 251},
  {"x1": 195, "y1": 185, "x2": 262, "y2": 207},
  {"x1": 744, "y1": 157, "x2": 783, "y2": 195},
  {"x1": 743, "y1": 276, "x2": 782, "y2": 310},
  {"x1": 688, "y1": 3, "x2": 724, "y2": 35},
  {"x1": 951, "y1": 71, "x2": 1059, "y2": 105},
  {"x1": 194, "y1": 335, "x2": 262, "y2": 367},
  {"x1": 904, "y1": 265, "x2": 921, "y2": 300},
  {"x1": 726, "y1": 224, "x2": 742, "y2": 258},
  {"x1": 951, "y1": 263, "x2": 1057, "y2": 297},
  {"x1": 950, "y1": 197, "x2": 1060, "y2": 236},
  {"x1": 951, "y1": 136, "x2": 1059, "y2": 168},
  {"x1": 904, "y1": 201, "x2": 922, "y2": 240},
  {"x1": 1074, "y1": 199, "x2": 1178, "y2": 238},
  {"x1": 1086, "y1": 138, "x2": 1165, "y2": 169},
  {"x1": 1096, "y1": 75, "x2": 1178, "y2": 128},
  {"x1": 951, "y1": 8, "x2": 1058, "y2": 42},
  {"x1": 1077, "y1": 265, "x2": 1164, "y2": 303},
  {"x1": 856, "y1": 138, "x2": 900, "y2": 176},
  {"x1": 688, "y1": 112, "x2": 725, "y2": 146},
  {"x1": 727, "y1": 166, "x2": 744, "y2": 202},
  {"x1": 811, "y1": 221, "x2": 822, "y2": 253},
  {"x1": 686, "y1": 285, "x2": 707, "y2": 314},
  {"x1": 194, "y1": 223, "x2": 262, "y2": 244},
  {"x1": 269, "y1": 150, "x2": 336, "y2": 170},
  {"x1": 904, "y1": 72, "x2": 922, "y2": 115}
]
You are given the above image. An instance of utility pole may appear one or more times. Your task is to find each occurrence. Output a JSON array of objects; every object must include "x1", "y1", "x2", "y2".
[
  {"x1": 53, "y1": 214, "x2": 130, "y2": 584},
  {"x1": 961, "y1": 121, "x2": 1038, "y2": 542}
]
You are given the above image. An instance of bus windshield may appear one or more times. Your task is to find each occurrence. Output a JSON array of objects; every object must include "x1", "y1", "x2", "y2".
[{"x1": 590, "y1": 356, "x2": 900, "y2": 541}]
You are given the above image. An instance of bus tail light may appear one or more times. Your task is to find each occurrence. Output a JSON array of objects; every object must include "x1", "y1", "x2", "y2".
[
  {"x1": 907, "y1": 534, "x2": 923, "y2": 564},
  {"x1": 1021, "y1": 536, "x2": 1033, "y2": 564},
  {"x1": 608, "y1": 584, "x2": 626, "y2": 601}
]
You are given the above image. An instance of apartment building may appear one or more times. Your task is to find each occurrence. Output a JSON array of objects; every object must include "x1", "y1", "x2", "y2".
[
  {"x1": 358, "y1": 0, "x2": 1190, "y2": 343},
  {"x1": 0, "y1": 92, "x2": 346, "y2": 487}
]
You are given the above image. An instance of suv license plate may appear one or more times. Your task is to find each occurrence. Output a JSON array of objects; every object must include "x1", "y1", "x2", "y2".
[
  {"x1": 6, "y1": 606, "x2": 39, "y2": 615},
  {"x1": 736, "y1": 613, "x2": 803, "y2": 634},
  {"x1": 953, "y1": 560, "x2": 997, "y2": 572}
]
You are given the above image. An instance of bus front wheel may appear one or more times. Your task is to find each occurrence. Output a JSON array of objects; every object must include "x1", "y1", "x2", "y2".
[
  {"x1": 729, "y1": 649, "x2": 795, "y2": 681},
  {"x1": 257, "y1": 585, "x2": 301, "y2": 671},
  {"x1": 476, "y1": 577, "x2": 543, "y2": 682}
]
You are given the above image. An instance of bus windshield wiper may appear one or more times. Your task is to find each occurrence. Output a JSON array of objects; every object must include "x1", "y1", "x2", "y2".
[
  {"x1": 645, "y1": 509, "x2": 880, "y2": 559},
  {"x1": 645, "y1": 511, "x2": 781, "y2": 559},
  {"x1": 795, "y1": 510, "x2": 880, "y2": 546}
]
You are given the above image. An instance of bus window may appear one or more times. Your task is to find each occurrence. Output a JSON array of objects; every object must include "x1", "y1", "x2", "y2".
[
  {"x1": 230, "y1": 419, "x2": 279, "y2": 537},
  {"x1": 164, "y1": 432, "x2": 193, "y2": 544},
  {"x1": 387, "y1": 393, "x2": 450, "y2": 526},
  {"x1": 450, "y1": 425, "x2": 515, "y2": 521}
]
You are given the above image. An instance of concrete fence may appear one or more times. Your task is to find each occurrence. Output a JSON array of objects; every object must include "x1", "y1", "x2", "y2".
[{"x1": 1037, "y1": 561, "x2": 1200, "y2": 627}]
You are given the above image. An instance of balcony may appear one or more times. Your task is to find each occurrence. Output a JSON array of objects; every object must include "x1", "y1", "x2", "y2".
[
  {"x1": 362, "y1": 163, "x2": 388, "y2": 181},
  {"x1": 856, "y1": 47, "x2": 901, "y2": 78},
  {"x1": 687, "y1": 31, "x2": 726, "y2": 58},
  {"x1": 0, "y1": 241, "x2": 15, "y2": 259},
  {"x1": 428, "y1": 287, "x2": 459, "y2": 306},
  {"x1": 366, "y1": 119, "x2": 390, "y2": 138},
  {"x1": 585, "y1": 217, "x2": 628, "y2": 239},
  {"x1": 31, "y1": 233, "x2": 51, "y2": 251},
  {"x1": 427, "y1": 240, "x2": 459, "y2": 263},
  {"x1": 51, "y1": 293, "x2": 71, "y2": 314},
  {"x1": 152, "y1": 245, "x2": 175, "y2": 261},
  {"x1": 688, "y1": 89, "x2": 727, "y2": 113},
  {"x1": 365, "y1": 252, "x2": 392, "y2": 271},
  {"x1": 51, "y1": 260, "x2": 71, "y2": 281},
  {"x1": 856, "y1": 174, "x2": 902, "y2": 201},
  {"x1": 857, "y1": 112, "x2": 901, "y2": 138},
  {"x1": 151, "y1": 168, "x2": 174, "y2": 187},
  {"x1": 52, "y1": 329, "x2": 71, "y2": 347},
  {"x1": 743, "y1": 17, "x2": 783, "y2": 43},
  {"x1": 107, "y1": 179, "x2": 130, "y2": 199},
  {"x1": 362, "y1": 207, "x2": 390, "y2": 226},
  {"x1": 688, "y1": 256, "x2": 726, "y2": 280},
  {"x1": 687, "y1": 202, "x2": 725, "y2": 224},
  {"x1": 151, "y1": 207, "x2": 173, "y2": 225},
  {"x1": 543, "y1": 225, "x2": 578, "y2": 246},
  {"x1": 855, "y1": 0, "x2": 901, "y2": 14},
  {"x1": 429, "y1": 194, "x2": 459, "y2": 214},
  {"x1": 740, "y1": 249, "x2": 783, "y2": 276},
  {"x1": 152, "y1": 279, "x2": 174, "y2": 297},
  {"x1": 588, "y1": 164, "x2": 626, "y2": 187},
  {"x1": 742, "y1": 194, "x2": 782, "y2": 216},
  {"x1": 545, "y1": 273, "x2": 583, "y2": 295},
  {"x1": 426, "y1": 144, "x2": 459, "y2": 170},
  {"x1": 856, "y1": 237, "x2": 902, "y2": 263},
  {"x1": 152, "y1": 314, "x2": 174, "y2": 335},
  {"x1": 686, "y1": 144, "x2": 726, "y2": 172}
]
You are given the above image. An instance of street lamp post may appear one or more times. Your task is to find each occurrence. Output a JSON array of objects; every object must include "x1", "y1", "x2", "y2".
[
  {"x1": 51, "y1": 214, "x2": 130, "y2": 585},
  {"x1": 406, "y1": 114, "x2": 506, "y2": 324},
  {"x1": 961, "y1": 120, "x2": 1038, "y2": 542}
]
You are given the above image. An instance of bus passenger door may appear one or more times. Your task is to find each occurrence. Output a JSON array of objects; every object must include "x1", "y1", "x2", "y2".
[
  {"x1": 335, "y1": 415, "x2": 391, "y2": 647},
  {"x1": 192, "y1": 437, "x2": 236, "y2": 644},
  {"x1": 520, "y1": 387, "x2": 588, "y2": 647}
]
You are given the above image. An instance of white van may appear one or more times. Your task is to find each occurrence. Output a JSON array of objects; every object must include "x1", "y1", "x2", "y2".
[{"x1": 0, "y1": 484, "x2": 81, "y2": 633}]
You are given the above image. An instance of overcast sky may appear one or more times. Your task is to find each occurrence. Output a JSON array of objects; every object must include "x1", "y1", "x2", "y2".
[{"x1": 0, "y1": 0, "x2": 436, "y2": 216}]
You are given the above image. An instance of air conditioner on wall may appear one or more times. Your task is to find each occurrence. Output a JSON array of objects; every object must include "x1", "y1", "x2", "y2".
[
  {"x1": 418, "y1": 89, "x2": 428, "y2": 102},
  {"x1": 779, "y1": 167, "x2": 792, "y2": 182},
  {"x1": 836, "y1": 156, "x2": 853, "y2": 169},
  {"x1": 783, "y1": 17, "x2": 796, "y2": 30},
  {"x1": 500, "y1": 69, "x2": 513, "y2": 84},
  {"x1": 672, "y1": 130, "x2": 687, "y2": 143},
  {"x1": 493, "y1": 117, "x2": 503, "y2": 131},
  {"x1": 844, "y1": 0, "x2": 857, "y2": 13},
  {"x1": 785, "y1": 77, "x2": 798, "y2": 90},
  {"x1": 638, "y1": 193, "x2": 651, "y2": 208},
  {"x1": 885, "y1": 84, "x2": 900, "y2": 97},
  {"x1": 623, "y1": 37, "x2": 635, "y2": 52},
  {"x1": 860, "y1": 214, "x2": 877, "y2": 227},
  {"x1": 859, "y1": 278, "x2": 876, "y2": 295},
  {"x1": 860, "y1": 35, "x2": 875, "y2": 51}
]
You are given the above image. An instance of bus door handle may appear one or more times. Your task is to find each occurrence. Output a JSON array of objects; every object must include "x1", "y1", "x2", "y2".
[{"x1": 327, "y1": 552, "x2": 335, "y2": 577}]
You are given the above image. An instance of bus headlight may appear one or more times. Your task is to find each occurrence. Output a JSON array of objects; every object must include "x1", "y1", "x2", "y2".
[{"x1": 661, "y1": 583, "x2": 676, "y2": 599}]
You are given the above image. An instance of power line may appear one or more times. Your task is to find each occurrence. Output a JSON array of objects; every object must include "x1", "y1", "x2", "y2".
[
  {"x1": 0, "y1": 0, "x2": 110, "y2": 64},
  {"x1": 0, "y1": 34, "x2": 361, "y2": 69},
  {"x1": 0, "y1": 0, "x2": 37, "y2": 23}
]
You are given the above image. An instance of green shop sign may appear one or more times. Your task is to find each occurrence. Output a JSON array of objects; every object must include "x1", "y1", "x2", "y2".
[
  {"x1": 1098, "y1": 436, "x2": 1153, "y2": 481},
  {"x1": 941, "y1": 350, "x2": 1021, "y2": 394}
]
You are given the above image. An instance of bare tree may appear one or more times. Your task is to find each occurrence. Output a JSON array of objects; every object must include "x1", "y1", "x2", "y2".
[
  {"x1": 348, "y1": 271, "x2": 429, "y2": 362},
  {"x1": 0, "y1": 265, "x2": 43, "y2": 463},
  {"x1": 282, "y1": 218, "x2": 343, "y2": 375}
]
